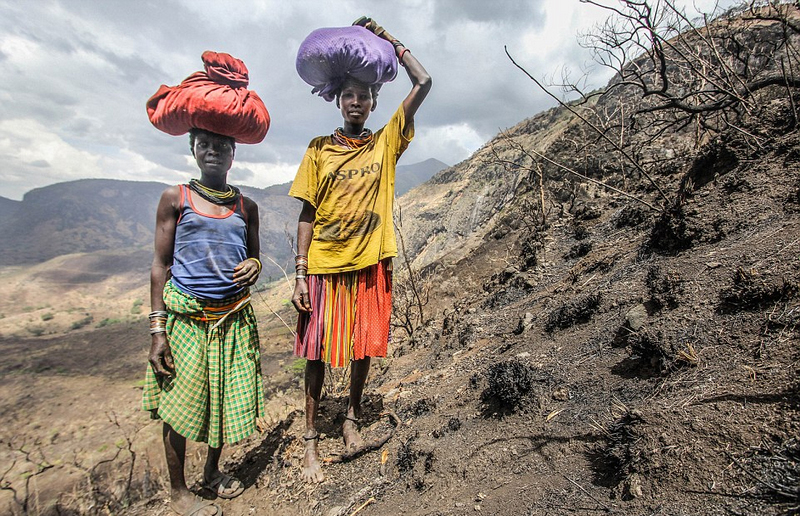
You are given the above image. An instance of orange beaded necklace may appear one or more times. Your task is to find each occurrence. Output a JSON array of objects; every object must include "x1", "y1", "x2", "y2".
[{"x1": 332, "y1": 128, "x2": 373, "y2": 149}]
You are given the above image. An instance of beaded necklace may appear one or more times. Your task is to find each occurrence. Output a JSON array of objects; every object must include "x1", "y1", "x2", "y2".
[
  {"x1": 332, "y1": 127, "x2": 373, "y2": 149},
  {"x1": 188, "y1": 178, "x2": 241, "y2": 205}
]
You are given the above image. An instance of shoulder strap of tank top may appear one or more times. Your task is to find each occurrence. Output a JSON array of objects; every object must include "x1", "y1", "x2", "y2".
[
  {"x1": 237, "y1": 194, "x2": 248, "y2": 226},
  {"x1": 177, "y1": 184, "x2": 189, "y2": 225}
]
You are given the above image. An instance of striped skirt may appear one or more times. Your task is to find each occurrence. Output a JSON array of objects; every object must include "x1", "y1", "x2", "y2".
[{"x1": 294, "y1": 260, "x2": 392, "y2": 368}]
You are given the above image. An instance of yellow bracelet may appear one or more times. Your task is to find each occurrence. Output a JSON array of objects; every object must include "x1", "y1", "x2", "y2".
[{"x1": 248, "y1": 257, "x2": 262, "y2": 273}]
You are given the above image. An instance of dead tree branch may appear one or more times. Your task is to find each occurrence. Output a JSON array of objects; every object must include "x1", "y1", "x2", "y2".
[{"x1": 505, "y1": 46, "x2": 670, "y2": 207}]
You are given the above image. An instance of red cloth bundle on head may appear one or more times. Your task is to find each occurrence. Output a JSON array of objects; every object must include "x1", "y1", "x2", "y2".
[{"x1": 146, "y1": 51, "x2": 270, "y2": 144}]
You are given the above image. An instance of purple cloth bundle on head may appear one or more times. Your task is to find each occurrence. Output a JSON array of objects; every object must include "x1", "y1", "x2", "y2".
[{"x1": 296, "y1": 26, "x2": 398, "y2": 102}]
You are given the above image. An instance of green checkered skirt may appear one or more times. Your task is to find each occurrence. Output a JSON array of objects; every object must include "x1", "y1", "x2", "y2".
[{"x1": 142, "y1": 281, "x2": 265, "y2": 447}]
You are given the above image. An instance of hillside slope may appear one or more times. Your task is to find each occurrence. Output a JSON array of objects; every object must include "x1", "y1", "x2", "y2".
[
  {"x1": 2, "y1": 6, "x2": 798, "y2": 516},
  {"x1": 199, "y1": 6, "x2": 797, "y2": 515},
  {"x1": 211, "y1": 95, "x2": 796, "y2": 516}
]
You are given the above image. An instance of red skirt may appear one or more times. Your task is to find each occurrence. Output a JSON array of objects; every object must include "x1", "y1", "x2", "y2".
[{"x1": 294, "y1": 260, "x2": 392, "y2": 368}]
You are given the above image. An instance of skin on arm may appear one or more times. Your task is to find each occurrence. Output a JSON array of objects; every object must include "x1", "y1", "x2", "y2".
[
  {"x1": 353, "y1": 17, "x2": 432, "y2": 122},
  {"x1": 367, "y1": 23, "x2": 431, "y2": 123},
  {"x1": 291, "y1": 200, "x2": 316, "y2": 313},
  {"x1": 233, "y1": 197, "x2": 261, "y2": 287},
  {"x1": 149, "y1": 186, "x2": 180, "y2": 376},
  {"x1": 396, "y1": 45, "x2": 432, "y2": 124}
]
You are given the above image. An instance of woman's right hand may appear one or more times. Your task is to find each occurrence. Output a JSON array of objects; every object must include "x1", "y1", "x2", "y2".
[
  {"x1": 148, "y1": 333, "x2": 175, "y2": 376},
  {"x1": 353, "y1": 16, "x2": 397, "y2": 44},
  {"x1": 292, "y1": 278, "x2": 313, "y2": 313}
]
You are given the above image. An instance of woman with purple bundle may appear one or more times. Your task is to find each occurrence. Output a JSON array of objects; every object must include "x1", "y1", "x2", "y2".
[{"x1": 290, "y1": 17, "x2": 431, "y2": 483}]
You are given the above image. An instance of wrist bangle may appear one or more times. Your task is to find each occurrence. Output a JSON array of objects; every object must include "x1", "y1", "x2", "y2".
[
  {"x1": 295, "y1": 274, "x2": 307, "y2": 280},
  {"x1": 149, "y1": 310, "x2": 168, "y2": 319},
  {"x1": 248, "y1": 257, "x2": 262, "y2": 273},
  {"x1": 150, "y1": 327, "x2": 166, "y2": 335},
  {"x1": 398, "y1": 48, "x2": 410, "y2": 66}
]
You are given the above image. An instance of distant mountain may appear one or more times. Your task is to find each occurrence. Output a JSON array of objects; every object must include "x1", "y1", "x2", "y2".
[
  {"x1": 0, "y1": 179, "x2": 164, "y2": 267},
  {"x1": 395, "y1": 158, "x2": 449, "y2": 197},
  {"x1": 0, "y1": 159, "x2": 444, "y2": 276},
  {"x1": 0, "y1": 196, "x2": 21, "y2": 220},
  {"x1": 0, "y1": 179, "x2": 301, "y2": 278}
]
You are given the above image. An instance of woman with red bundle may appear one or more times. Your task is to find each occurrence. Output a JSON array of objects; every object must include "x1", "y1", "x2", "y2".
[
  {"x1": 290, "y1": 17, "x2": 431, "y2": 483},
  {"x1": 143, "y1": 51, "x2": 269, "y2": 516}
]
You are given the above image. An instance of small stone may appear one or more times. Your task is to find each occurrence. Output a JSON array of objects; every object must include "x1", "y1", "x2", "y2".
[
  {"x1": 625, "y1": 304, "x2": 648, "y2": 331},
  {"x1": 474, "y1": 505, "x2": 482, "y2": 511},
  {"x1": 626, "y1": 473, "x2": 643, "y2": 498},
  {"x1": 513, "y1": 312, "x2": 536, "y2": 335},
  {"x1": 552, "y1": 386, "x2": 570, "y2": 401},
  {"x1": 706, "y1": 262, "x2": 722, "y2": 269}
]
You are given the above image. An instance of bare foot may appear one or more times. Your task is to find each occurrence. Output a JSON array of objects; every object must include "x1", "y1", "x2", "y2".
[
  {"x1": 301, "y1": 435, "x2": 324, "y2": 483},
  {"x1": 169, "y1": 492, "x2": 220, "y2": 516},
  {"x1": 342, "y1": 417, "x2": 364, "y2": 451}
]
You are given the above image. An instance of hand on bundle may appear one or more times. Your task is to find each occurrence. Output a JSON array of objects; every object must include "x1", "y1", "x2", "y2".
[{"x1": 353, "y1": 16, "x2": 402, "y2": 49}]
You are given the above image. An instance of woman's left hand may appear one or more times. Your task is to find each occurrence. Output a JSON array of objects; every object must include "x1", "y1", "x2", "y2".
[{"x1": 233, "y1": 258, "x2": 260, "y2": 287}]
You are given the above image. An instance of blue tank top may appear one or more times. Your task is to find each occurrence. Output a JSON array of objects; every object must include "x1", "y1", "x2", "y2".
[{"x1": 170, "y1": 184, "x2": 249, "y2": 300}]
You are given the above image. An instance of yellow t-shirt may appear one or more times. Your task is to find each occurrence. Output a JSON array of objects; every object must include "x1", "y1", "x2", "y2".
[{"x1": 289, "y1": 105, "x2": 413, "y2": 274}]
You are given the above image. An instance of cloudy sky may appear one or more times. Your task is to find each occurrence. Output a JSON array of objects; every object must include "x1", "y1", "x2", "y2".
[{"x1": 0, "y1": 0, "x2": 735, "y2": 200}]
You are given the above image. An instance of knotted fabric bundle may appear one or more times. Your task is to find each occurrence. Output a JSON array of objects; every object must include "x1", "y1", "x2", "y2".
[
  {"x1": 147, "y1": 51, "x2": 270, "y2": 144},
  {"x1": 296, "y1": 26, "x2": 397, "y2": 102}
]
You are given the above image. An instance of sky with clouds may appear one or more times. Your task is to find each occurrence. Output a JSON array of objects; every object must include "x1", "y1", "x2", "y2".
[{"x1": 0, "y1": 0, "x2": 736, "y2": 200}]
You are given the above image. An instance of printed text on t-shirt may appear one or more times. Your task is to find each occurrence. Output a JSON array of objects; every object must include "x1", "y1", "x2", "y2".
[{"x1": 327, "y1": 162, "x2": 382, "y2": 181}]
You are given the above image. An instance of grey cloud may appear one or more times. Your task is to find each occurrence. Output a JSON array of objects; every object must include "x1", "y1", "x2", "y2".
[
  {"x1": 433, "y1": 0, "x2": 546, "y2": 26},
  {"x1": 0, "y1": 0, "x2": 642, "y2": 200}
]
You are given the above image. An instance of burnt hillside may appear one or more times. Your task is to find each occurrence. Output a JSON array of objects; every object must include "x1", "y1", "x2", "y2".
[
  {"x1": 18, "y1": 4, "x2": 799, "y2": 516},
  {"x1": 235, "y1": 4, "x2": 800, "y2": 515}
]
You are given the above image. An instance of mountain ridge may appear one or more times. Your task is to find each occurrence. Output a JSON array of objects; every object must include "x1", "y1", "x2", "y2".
[{"x1": 0, "y1": 158, "x2": 447, "y2": 275}]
